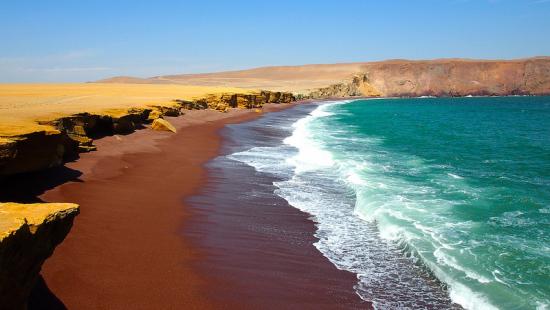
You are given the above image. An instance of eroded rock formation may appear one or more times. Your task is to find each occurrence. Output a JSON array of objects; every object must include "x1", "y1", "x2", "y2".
[
  {"x1": 99, "y1": 57, "x2": 550, "y2": 97},
  {"x1": 0, "y1": 108, "x2": 153, "y2": 177},
  {"x1": 360, "y1": 58, "x2": 550, "y2": 97},
  {"x1": 306, "y1": 58, "x2": 550, "y2": 98},
  {"x1": 151, "y1": 118, "x2": 177, "y2": 133},
  {"x1": 179, "y1": 90, "x2": 295, "y2": 112},
  {"x1": 308, "y1": 74, "x2": 382, "y2": 98},
  {"x1": 0, "y1": 202, "x2": 79, "y2": 309},
  {"x1": 0, "y1": 130, "x2": 78, "y2": 177},
  {"x1": 0, "y1": 90, "x2": 294, "y2": 177}
]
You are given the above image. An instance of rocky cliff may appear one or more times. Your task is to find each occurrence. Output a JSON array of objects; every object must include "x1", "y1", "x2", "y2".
[
  {"x1": 359, "y1": 58, "x2": 550, "y2": 97},
  {"x1": 98, "y1": 57, "x2": 550, "y2": 97},
  {"x1": 178, "y1": 90, "x2": 295, "y2": 111},
  {"x1": 0, "y1": 90, "x2": 294, "y2": 177},
  {"x1": 308, "y1": 74, "x2": 382, "y2": 98},
  {"x1": 0, "y1": 202, "x2": 79, "y2": 309},
  {"x1": 0, "y1": 107, "x2": 156, "y2": 177}
]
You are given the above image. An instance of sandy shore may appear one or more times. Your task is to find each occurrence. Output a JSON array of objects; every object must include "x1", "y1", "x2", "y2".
[
  {"x1": 186, "y1": 105, "x2": 369, "y2": 309},
  {"x1": 20, "y1": 103, "x2": 365, "y2": 309},
  {"x1": 29, "y1": 107, "x2": 275, "y2": 309}
]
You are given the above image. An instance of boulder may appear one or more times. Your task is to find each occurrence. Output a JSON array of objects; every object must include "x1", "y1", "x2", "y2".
[
  {"x1": 151, "y1": 118, "x2": 177, "y2": 133},
  {"x1": 147, "y1": 109, "x2": 163, "y2": 121},
  {"x1": 0, "y1": 202, "x2": 79, "y2": 309}
]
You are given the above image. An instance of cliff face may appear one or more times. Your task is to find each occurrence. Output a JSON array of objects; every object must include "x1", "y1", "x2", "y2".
[
  {"x1": 308, "y1": 74, "x2": 381, "y2": 98},
  {"x1": 98, "y1": 57, "x2": 550, "y2": 97},
  {"x1": 0, "y1": 108, "x2": 154, "y2": 177},
  {"x1": 180, "y1": 90, "x2": 295, "y2": 111},
  {"x1": 361, "y1": 58, "x2": 550, "y2": 97},
  {"x1": 0, "y1": 202, "x2": 79, "y2": 309},
  {"x1": 0, "y1": 90, "x2": 294, "y2": 177}
]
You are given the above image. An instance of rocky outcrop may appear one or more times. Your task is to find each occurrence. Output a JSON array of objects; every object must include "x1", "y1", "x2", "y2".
[
  {"x1": 179, "y1": 90, "x2": 295, "y2": 112},
  {"x1": 305, "y1": 58, "x2": 550, "y2": 98},
  {"x1": 359, "y1": 58, "x2": 550, "y2": 97},
  {"x1": 0, "y1": 90, "x2": 295, "y2": 177},
  {"x1": 50, "y1": 108, "x2": 153, "y2": 152},
  {"x1": 308, "y1": 74, "x2": 382, "y2": 98},
  {"x1": 0, "y1": 108, "x2": 154, "y2": 177},
  {"x1": 98, "y1": 57, "x2": 550, "y2": 97},
  {"x1": 151, "y1": 118, "x2": 177, "y2": 133},
  {"x1": 0, "y1": 202, "x2": 79, "y2": 309},
  {"x1": 0, "y1": 130, "x2": 78, "y2": 177},
  {"x1": 306, "y1": 58, "x2": 550, "y2": 98}
]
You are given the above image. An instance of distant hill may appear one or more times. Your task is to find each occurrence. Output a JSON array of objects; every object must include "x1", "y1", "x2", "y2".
[{"x1": 97, "y1": 57, "x2": 550, "y2": 97}]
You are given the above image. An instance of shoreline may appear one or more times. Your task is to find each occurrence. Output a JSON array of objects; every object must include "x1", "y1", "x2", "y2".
[
  {"x1": 4, "y1": 95, "x2": 547, "y2": 308},
  {"x1": 28, "y1": 104, "x2": 298, "y2": 308},
  {"x1": 186, "y1": 104, "x2": 369, "y2": 309}
]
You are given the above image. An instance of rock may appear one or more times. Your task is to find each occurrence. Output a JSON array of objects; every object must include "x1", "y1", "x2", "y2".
[
  {"x1": 355, "y1": 58, "x2": 550, "y2": 97},
  {"x1": 0, "y1": 90, "x2": 294, "y2": 177},
  {"x1": 308, "y1": 74, "x2": 382, "y2": 99},
  {"x1": 176, "y1": 91, "x2": 295, "y2": 112},
  {"x1": 174, "y1": 99, "x2": 207, "y2": 110},
  {"x1": 261, "y1": 91, "x2": 296, "y2": 103},
  {"x1": 151, "y1": 118, "x2": 177, "y2": 133},
  {"x1": 146, "y1": 105, "x2": 182, "y2": 121},
  {"x1": 111, "y1": 108, "x2": 150, "y2": 134},
  {"x1": 0, "y1": 202, "x2": 79, "y2": 309},
  {"x1": 0, "y1": 130, "x2": 78, "y2": 177},
  {"x1": 0, "y1": 107, "x2": 159, "y2": 177},
  {"x1": 111, "y1": 57, "x2": 550, "y2": 97},
  {"x1": 147, "y1": 110, "x2": 162, "y2": 121},
  {"x1": 0, "y1": 138, "x2": 18, "y2": 174},
  {"x1": 149, "y1": 105, "x2": 181, "y2": 117}
]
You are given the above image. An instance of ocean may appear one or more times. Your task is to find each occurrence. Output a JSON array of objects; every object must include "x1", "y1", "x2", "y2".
[{"x1": 228, "y1": 97, "x2": 550, "y2": 309}]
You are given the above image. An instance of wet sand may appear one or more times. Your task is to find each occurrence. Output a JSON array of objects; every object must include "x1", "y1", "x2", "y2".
[
  {"x1": 187, "y1": 104, "x2": 369, "y2": 309},
  {"x1": 25, "y1": 103, "x2": 366, "y2": 309}
]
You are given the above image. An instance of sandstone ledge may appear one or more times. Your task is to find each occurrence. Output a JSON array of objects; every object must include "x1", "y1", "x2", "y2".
[
  {"x1": 0, "y1": 202, "x2": 79, "y2": 309},
  {"x1": 0, "y1": 88, "x2": 294, "y2": 177}
]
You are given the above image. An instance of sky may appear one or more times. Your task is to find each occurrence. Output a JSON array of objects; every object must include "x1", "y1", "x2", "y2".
[{"x1": 1, "y1": 0, "x2": 549, "y2": 82}]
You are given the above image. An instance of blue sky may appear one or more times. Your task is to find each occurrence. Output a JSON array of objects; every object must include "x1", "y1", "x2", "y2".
[{"x1": 1, "y1": 0, "x2": 549, "y2": 82}]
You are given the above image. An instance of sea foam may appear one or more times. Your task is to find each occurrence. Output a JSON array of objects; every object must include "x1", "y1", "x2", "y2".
[{"x1": 228, "y1": 98, "x2": 550, "y2": 310}]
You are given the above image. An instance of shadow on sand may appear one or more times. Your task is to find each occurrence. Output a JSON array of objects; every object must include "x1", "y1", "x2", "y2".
[
  {"x1": 0, "y1": 165, "x2": 83, "y2": 203},
  {"x1": 28, "y1": 276, "x2": 67, "y2": 310}
]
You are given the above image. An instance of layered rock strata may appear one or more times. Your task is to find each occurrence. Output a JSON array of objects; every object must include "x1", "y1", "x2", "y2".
[{"x1": 0, "y1": 202, "x2": 79, "y2": 309}]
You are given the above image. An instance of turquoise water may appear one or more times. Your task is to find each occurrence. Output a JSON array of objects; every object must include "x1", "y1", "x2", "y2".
[
  {"x1": 305, "y1": 97, "x2": 550, "y2": 309},
  {"x1": 229, "y1": 97, "x2": 550, "y2": 309}
]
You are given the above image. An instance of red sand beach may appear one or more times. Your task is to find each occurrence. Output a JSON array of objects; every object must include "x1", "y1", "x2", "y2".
[{"x1": 26, "y1": 104, "x2": 368, "y2": 309}]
